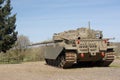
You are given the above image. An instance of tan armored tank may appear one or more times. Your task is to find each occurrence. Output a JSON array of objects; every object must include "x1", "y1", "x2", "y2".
[{"x1": 32, "y1": 26, "x2": 115, "y2": 68}]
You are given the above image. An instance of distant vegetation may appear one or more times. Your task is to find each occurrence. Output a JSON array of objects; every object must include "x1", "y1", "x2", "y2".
[
  {"x1": 113, "y1": 42, "x2": 120, "y2": 57},
  {"x1": 0, "y1": 35, "x2": 44, "y2": 64},
  {"x1": 0, "y1": 47, "x2": 44, "y2": 64}
]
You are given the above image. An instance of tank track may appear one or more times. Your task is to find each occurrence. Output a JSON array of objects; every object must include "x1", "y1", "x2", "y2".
[
  {"x1": 45, "y1": 51, "x2": 77, "y2": 68},
  {"x1": 96, "y1": 52, "x2": 115, "y2": 67},
  {"x1": 76, "y1": 52, "x2": 115, "y2": 67},
  {"x1": 45, "y1": 52, "x2": 114, "y2": 68}
]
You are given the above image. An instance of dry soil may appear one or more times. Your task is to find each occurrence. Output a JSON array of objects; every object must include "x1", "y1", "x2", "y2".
[{"x1": 0, "y1": 59, "x2": 120, "y2": 80}]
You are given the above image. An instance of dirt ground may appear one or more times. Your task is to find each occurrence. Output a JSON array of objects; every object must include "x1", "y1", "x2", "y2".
[{"x1": 0, "y1": 59, "x2": 120, "y2": 80}]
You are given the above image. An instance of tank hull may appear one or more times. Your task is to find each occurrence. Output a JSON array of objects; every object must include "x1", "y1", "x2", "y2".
[{"x1": 44, "y1": 44, "x2": 115, "y2": 68}]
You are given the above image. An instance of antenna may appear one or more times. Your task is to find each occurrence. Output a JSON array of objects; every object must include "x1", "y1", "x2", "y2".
[
  {"x1": 88, "y1": 21, "x2": 91, "y2": 38},
  {"x1": 88, "y1": 21, "x2": 91, "y2": 30}
]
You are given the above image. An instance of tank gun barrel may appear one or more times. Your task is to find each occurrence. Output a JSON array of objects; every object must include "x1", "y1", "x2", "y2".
[
  {"x1": 103, "y1": 37, "x2": 115, "y2": 40},
  {"x1": 29, "y1": 40, "x2": 54, "y2": 46}
]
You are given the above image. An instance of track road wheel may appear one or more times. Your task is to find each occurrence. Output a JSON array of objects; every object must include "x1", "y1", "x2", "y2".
[
  {"x1": 96, "y1": 53, "x2": 114, "y2": 67},
  {"x1": 58, "y1": 55, "x2": 66, "y2": 68}
]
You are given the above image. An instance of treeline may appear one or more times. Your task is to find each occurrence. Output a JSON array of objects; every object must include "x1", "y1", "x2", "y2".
[
  {"x1": 0, "y1": 35, "x2": 44, "y2": 64},
  {"x1": 113, "y1": 42, "x2": 120, "y2": 56},
  {"x1": 0, "y1": 47, "x2": 44, "y2": 64}
]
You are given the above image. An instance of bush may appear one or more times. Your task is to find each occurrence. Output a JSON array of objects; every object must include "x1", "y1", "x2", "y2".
[
  {"x1": 23, "y1": 47, "x2": 44, "y2": 62},
  {"x1": 0, "y1": 46, "x2": 45, "y2": 64},
  {"x1": 112, "y1": 42, "x2": 120, "y2": 56}
]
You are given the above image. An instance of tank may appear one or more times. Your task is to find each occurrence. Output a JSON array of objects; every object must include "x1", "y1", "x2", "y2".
[{"x1": 31, "y1": 26, "x2": 115, "y2": 68}]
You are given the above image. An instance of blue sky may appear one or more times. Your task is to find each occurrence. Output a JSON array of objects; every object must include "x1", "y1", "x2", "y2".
[{"x1": 11, "y1": 0, "x2": 120, "y2": 42}]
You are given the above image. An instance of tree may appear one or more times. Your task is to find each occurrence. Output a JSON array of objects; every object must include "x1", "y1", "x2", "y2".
[
  {"x1": 15, "y1": 35, "x2": 30, "y2": 52},
  {"x1": 0, "y1": 0, "x2": 17, "y2": 52}
]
